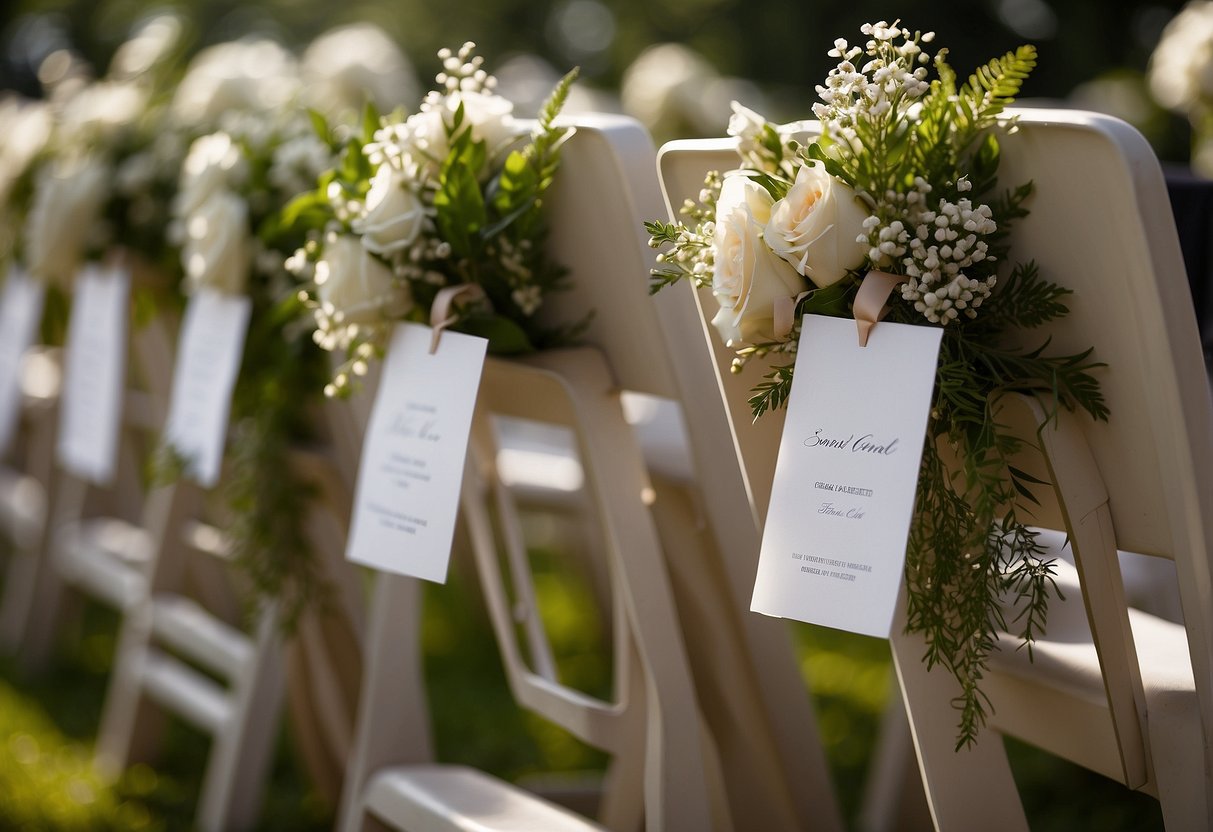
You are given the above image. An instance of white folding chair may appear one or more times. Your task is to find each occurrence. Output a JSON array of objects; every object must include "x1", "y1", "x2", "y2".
[
  {"x1": 94, "y1": 378, "x2": 362, "y2": 832},
  {"x1": 22, "y1": 296, "x2": 177, "y2": 671},
  {"x1": 339, "y1": 114, "x2": 843, "y2": 831},
  {"x1": 657, "y1": 109, "x2": 1213, "y2": 829}
]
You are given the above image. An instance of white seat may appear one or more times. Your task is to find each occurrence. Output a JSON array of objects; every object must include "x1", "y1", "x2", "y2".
[
  {"x1": 365, "y1": 765, "x2": 606, "y2": 832},
  {"x1": 657, "y1": 109, "x2": 1213, "y2": 830}
]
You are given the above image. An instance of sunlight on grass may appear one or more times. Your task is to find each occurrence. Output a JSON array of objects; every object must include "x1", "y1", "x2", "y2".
[{"x1": 0, "y1": 682, "x2": 158, "y2": 831}]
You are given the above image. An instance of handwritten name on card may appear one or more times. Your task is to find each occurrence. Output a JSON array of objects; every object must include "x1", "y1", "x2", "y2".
[
  {"x1": 57, "y1": 264, "x2": 129, "y2": 485},
  {"x1": 0, "y1": 268, "x2": 45, "y2": 452},
  {"x1": 345, "y1": 323, "x2": 487, "y2": 583},
  {"x1": 163, "y1": 288, "x2": 252, "y2": 488},
  {"x1": 751, "y1": 314, "x2": 943, "y2": 638}
]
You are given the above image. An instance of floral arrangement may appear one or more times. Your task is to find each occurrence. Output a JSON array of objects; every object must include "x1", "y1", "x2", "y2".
[
  {"x1": 647, "y1": 22, "x2": 1108, "y2": 746},
  {"x1": 168, "y1": 104, "x2": 337, "y2": 626},
  {"x1": 283, "y1": 42, "x2": 580, "y2": 397},
  {"x1": 165, "y1": 24, "x2": 415, "y2": 625},
  {"x1": 18, "y1": 14, "x2": 188, "y2": 298},
  {"x1": 1148, "y1": 1, "x2": 1213, "y2": 175}
]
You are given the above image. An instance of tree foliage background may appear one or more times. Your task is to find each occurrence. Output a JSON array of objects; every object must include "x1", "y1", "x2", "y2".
[{"x1": 0, "y1": 0, "x2": 1197, "y2": 158}]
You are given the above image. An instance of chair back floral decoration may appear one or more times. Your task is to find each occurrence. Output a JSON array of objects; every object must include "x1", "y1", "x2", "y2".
[
  {"x1": 15, "y1": 14, "x2": 189, "y2": 331},
  {"x1": 162, "y1": 25, "x2": 415, "y2": 626},
  {"x1": 647, "y1": 21, "x2": 1109, "y2": 746},
  {"x1": 283, "y1": 42, "x2": 581, "y2": 397}
]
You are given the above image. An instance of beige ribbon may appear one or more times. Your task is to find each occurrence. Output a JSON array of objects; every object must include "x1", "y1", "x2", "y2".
[
  {"x1": 428, "y1": 283, "x2": 487, "y2": 353},
  {"x1": 853, "y1": 270, "x2": 904, "y2": 347},
  {"x1": 773, "y1": 291, "x2": 811, "y2": 341}
]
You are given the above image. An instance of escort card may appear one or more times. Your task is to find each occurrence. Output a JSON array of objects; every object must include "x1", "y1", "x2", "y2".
[
  {"x1": 751, "y1": 314, "x2": 943, "y2": 638},
  {"x1": 345, "y1": 323, "x2": 487, "y2": 583},
  {"x1": 163, "y1": 288, "x2": 252, "y2": 487},
  {"x1": 0, "y1": 268, "x2": 45, "y2": 452},
  {"x1": 57, "y1": 264, "x2": 129, "y2": 485}
]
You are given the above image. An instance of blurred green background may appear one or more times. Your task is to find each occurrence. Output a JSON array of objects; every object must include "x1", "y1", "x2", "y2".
[{"x1": 0, "y1": 0, "x2": 1199, "y2": 158}]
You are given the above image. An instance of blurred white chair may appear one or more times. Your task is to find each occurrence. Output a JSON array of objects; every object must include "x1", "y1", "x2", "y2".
[
  {"x1": 657, "y1": 109, "x2": 1213, "y2": 829},
  {"x1": 94, "y1": 378, "x2": 361, "y2": 831},
  {"x1": 21, "y1": 297, "x2": 177, "y2": 671},
  {"x1": 339, "y1": 114, "x2": 842, "y2": 831}
]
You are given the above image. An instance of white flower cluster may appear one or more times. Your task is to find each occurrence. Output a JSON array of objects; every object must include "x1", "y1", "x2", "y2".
[
  {"x1": 363, "y1": 42, "x2": 517, "y2": 187},
  {"x1": 812, "y1": 21, "x2": 933, "y2": 134},
  {"x1": 1148, "y1": 2, "x2": 1213, "y2": 118},
  {"x1": 862, "y1": 176, "x2": 997, "y2": 323}
]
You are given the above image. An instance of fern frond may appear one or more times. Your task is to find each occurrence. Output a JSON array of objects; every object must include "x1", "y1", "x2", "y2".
[
  {"x1": 960, "y1": 45, "x2": 1037, "y2": 128},
  {"x1": 748, "y1": 363, "x2": 795, "y2": 420}
]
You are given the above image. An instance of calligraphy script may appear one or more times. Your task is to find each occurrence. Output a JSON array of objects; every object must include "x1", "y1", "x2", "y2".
[{"x1": 804, "y1": 428, "x2": 899, "y2": 456}]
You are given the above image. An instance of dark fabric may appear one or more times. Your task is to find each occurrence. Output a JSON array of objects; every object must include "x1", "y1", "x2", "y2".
[{"x1": 1164, "y1": 166, "x2": 1213, "y2": 363}]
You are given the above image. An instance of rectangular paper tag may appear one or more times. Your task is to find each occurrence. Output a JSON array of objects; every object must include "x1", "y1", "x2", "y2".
[
  {"x1": 57, "y1": 264, "x2": 129, "y2": 485},
  {"x1": 751, "y1": 314, "x2": 943, "y2": 638},
  {"x1": 163, "y1": 288, "x2": 252, "y2": 488},
  {"x1": 345, "y1": 322, "x2": 488, "y2": 583},
  {"x1": 0, "y1": 268, "x2": 45, "y2": 452}
]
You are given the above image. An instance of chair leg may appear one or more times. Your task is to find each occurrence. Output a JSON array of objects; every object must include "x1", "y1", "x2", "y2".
[
  {"x1": 1147, "y1": 693, "x2": 1213, "y2": 830},
  {"x1": 0, "y1": 546, "x2": 41, "y2": 652},
  {"x1": 889, "y1": 598, "x2": 1029, "y2": 832},
  {"x1": 13, "y1": 540, "x2": 72, "y2": 674},
  {"x1": 196, "y1": 612, "x2": 286, "y2": 832},
  {"x1": 95, "y1": 607, "x2": 166, "y2": 775},
  {"x1": 858, "y1": 684, "x2": 933, "y2": 832}
]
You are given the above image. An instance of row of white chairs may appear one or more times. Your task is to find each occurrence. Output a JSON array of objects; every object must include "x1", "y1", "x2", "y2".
[{"x1": 0, "y1": 109, "x2": 1209, "y2": 832}]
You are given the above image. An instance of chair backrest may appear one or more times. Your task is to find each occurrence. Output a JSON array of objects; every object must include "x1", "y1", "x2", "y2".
[
  {"x1": 343, "y1": 114, "x2": 842, "y2": 832},
  {"x1": 544, "y1": 115, "x2": 840, "y2": 830},
  {"x1": 657, "y1": 108, "x2": 1213, "y2": 809}
]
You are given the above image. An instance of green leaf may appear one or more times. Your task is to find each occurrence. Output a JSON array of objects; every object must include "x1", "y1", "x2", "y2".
[
  {"x1": 458, "y1": 314, "x2": 535, "y2": 354},
  {"x1": 361, "y1": 100, "x2": 381, "y2": 144},
  {"x1": 307, "y1": 108, "x2": 333, "y2": 146},
  {"x1": 804, "y1": 280, "x2": 854, "y2": 316}
]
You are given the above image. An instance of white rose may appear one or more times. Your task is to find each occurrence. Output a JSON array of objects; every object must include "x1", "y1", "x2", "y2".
[
  {"x1": 403, "y1": 90, "x2": 521, "y2": 166},
  {"x1": 59, "y1": 81, "x2": 147, "y2": 140},
  {"x1": 765, "y1": 161, "x2": 869, "y2": 288},
  {"x1": 301, "y1": 23, "x2": 418, "y2": 117},
  {"x1": 315, "y1": 235, "x2": 412, "y2": 325},
  {"x1": 172, "y1": 39, "x2": 300, "y2": 126},
  {"x1": 711, "y1": 173, "x2": 808, "y2": 345},
  {"x1": 353, "y1": 165, "x2": 425, "y2": 255},
  {"x1": 176, "y1": 132, "x2": 246, "y2": 217},
  {"x1": 458, "y1": 90, "x2": 520, "y2": 152},
  {"x1": 25, "y1": 155, "x2": 110, "y2": 286},
  {"x1": 182, "y1": 191, "x2": 251, "y2": 295}
]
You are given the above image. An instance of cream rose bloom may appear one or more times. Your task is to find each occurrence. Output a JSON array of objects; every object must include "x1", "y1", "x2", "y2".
[
  {"x1": 353, "y1": 165, "x2": 425, "y2": 255},
  {"x1": 765, "y1": 161, "x2": 869, "y2": 288},
  {"x1": 711, "y1": 173, "x2": 808, "y2": 345},
  {"x1": 301, "y1": 23, "x2": 418, "y2": 117},
  {"x1": 24, "y1": 154, "x2": 110, "y2": 286},
  {"x1": 176, "y1": 132, "x2": 246, "y2": 217},
  {"x1": 315, "y1": 235, "x2": 412, "y2": 325},
  {"x1": 172, "y1": 39, "x2": 300, "y2": 127},
  {"x1": 182, "y1": 191, "x2": 251, "y2": 295},
  {"x1": 404, "y1": 90, "x2": 520, "y2": 165}
]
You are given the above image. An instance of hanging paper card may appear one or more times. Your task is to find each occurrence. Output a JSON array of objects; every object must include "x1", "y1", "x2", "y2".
[
  {"x1": 751, "y1": 314, "x2": 943, "y2": 638},
  {"x1": 346, "y1": 322, "x2": 487, "y2": 583},
  {"x1": 163, "y1": 288, "x2": 252, "y2": 488},
  {"x1": 0, "y1": 268, "x2": 45, "y2": 452},
  {"x1": 57, "y1": 264, "x2": 129, "y2": 485}
]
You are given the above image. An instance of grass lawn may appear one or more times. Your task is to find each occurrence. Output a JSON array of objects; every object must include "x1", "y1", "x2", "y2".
[{"x1": 0, "y1": 547, "x2": 1168, "y2": 830}]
